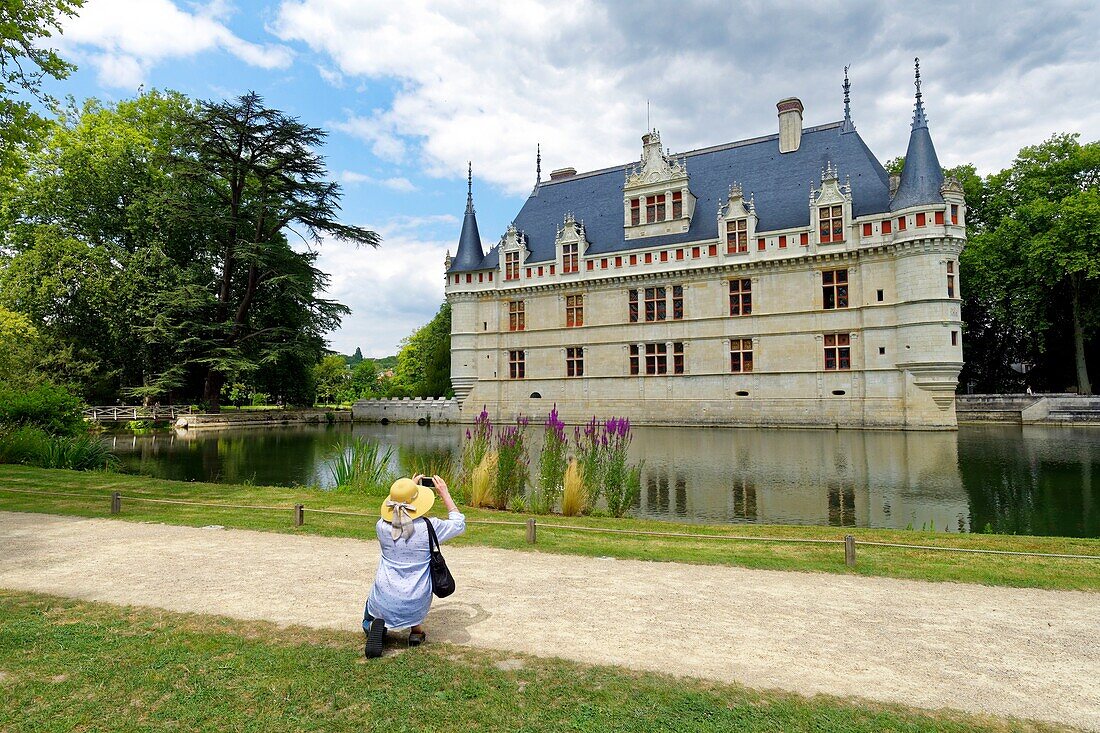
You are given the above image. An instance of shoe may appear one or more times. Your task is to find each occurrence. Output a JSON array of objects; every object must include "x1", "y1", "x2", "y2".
[
  {"x1": 408, "y1": 631, "x2": 426, "y2": 647},
  {"x1": 365, "y1": 617, "x2": 386, "y2": 658}
]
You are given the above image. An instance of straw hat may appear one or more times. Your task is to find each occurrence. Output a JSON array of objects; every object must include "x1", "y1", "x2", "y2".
[{"x1": 380, "y1": 477, "x2": 435, "y2": 521}]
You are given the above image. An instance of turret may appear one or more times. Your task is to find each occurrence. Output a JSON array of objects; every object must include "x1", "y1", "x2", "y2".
[
  {"x1": 891, "y1": 58, "x2": 944, "y2": 211},
  {"x1": 448, "y1": 162, "x2": 484, "y2": 271}
]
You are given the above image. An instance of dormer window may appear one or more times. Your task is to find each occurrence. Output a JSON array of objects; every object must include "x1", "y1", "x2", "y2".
[
  {"x1": 562, "y1": 242, "x2": 579, "y2": 273},
  {"x1": 726, "y1": 219, "x2": 748, "y2": 253},
  {"x1": 819, "y1": 206, "x2": 844, "y2": 243},
  {"x1": 505, "y1": 251, "x2": 520, "y2": 280},
  {"x1": 623, "y1": 130, "x2": 695, "y2": 239}
]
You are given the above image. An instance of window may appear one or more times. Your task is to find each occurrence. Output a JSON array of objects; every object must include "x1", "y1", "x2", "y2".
[
  {"x1": 779, "y1": 235, "x2": 787, "y2": 249},
  {"x1": 934, "y1": 211, "x2": 945, "y2": 225},
  {"x1": 672, "y1": 285, "x2": 684, "y2": 320},
  {"x1": 757, "y1": 237, "x2": 766, "y2": 251},
  {"x1": 629, "y1": 344, "x2": 640, "y2": 375},
  {"x1": 882, "y1": 219, "x2": 892, "y2": 234},
  {"x1": 508, "y1": 300, "x2": 525, "y2": 331},
  {"x1": 566, "y1": 347, "x2": 584, "y2": 377},
  {"x1": 628, "y1": 289, "x2": 639, "y2": 323},
  {"x1": 876, "y1": 289, "x2": 884, "y2": 302},
  {"x1": 672, "y1": 191, "x2": 683, "y2": 219},
  {"x1": 824, "y1": 333, "x2": 851, "y2": 371},
  {"x1": 819, "y1": 205, "x2": 844, "y2": 243},
  {"x1": 726, "y1": 219, "x2": 748, "y2": 253},
  {"x1": 673, "y1": 342, "x2": 685, "y2": 374},
  {"x1": 644, "y1": 286, "x2": 667, "y2": 322},
  {"x1": 505, "y1": 251, "x2": 520, "y2": 281},
  {"x1": 800, "y1": 232, "x2": 809, "y2": 246},
  {"x1": 644, "y1": 342, "x2": 668, "y2": 375},
  {"x1": 951, "y1": 204, "x2": 959, "y2": 225},
  {"x1": 562, "y1": 241, "x2": 579, "y2": 273},
  {"x1": 630, "y1": 198, "x2": 640, "y2": 226},
  {"x1": 730, "y1": 339, "x2": 753, "y2": 373},
  {"x1": 951, "y1": 331, "x2": 958, "y2": 347},
  {"x1": 566, "y1": 294, "x2": 584, "y2": 327},
  {"x1": 729, "y1": 279, "x2": 752, "y2": 316},
  {"x1": 897, "y1": 216, "x2": 907, "y2": 231},
  {"x1": 947, "y1": 261, "x2": 955, "y2": 298},
  {"x1": 916, "y1": 212, "x2": 926, "y2": 227},
  {"x1": 862, "y1": 223, "x2": 873, "y2": 237},
  {"x1": 822, "y1": 269, "x2": 849, "y2": 310},
  {"x1": 646, "y1": 194, "x2": 666, "y2": 223},
  {"x1": 508, "y1": 350, "x2": 525, "y2": 379}
]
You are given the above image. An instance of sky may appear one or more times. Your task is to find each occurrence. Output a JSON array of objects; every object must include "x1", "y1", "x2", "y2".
[{"x1": 41, "y1": 0, "x2": 1100, "y2": 357}]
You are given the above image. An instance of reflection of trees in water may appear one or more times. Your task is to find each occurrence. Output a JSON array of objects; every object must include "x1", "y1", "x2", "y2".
[
  {"x1": 731, "y1": 478, "x2": 757, "y2": 520},
  {"x1": 827, "y1": 482, "x2": 856, "y2": 527},
  {"x1": 958, "y1": 427, "x2": 1098, "y2": 537}
]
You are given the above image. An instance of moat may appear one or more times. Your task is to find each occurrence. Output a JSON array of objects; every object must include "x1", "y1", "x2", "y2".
[{"x1": 108, "y1": 423, "x2": 1099, "y2": 538}]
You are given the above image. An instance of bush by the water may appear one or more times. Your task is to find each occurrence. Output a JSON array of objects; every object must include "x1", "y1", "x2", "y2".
[
  {"x1": 0, "y1": 426, "x2": 117, "y2": 471},
  {"x1": 0, "y1": 383, "x2": 84, "y2": 436}
]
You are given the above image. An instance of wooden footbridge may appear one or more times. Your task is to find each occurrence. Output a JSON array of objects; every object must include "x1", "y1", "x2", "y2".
[{"x1": 83, "y1": 406, "x2": 192, "y2": 422}]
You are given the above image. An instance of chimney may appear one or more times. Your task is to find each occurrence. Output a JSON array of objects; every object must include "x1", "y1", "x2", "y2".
[
  {"x1": 777, "y1": 97, "x2": 804, "y2": 153},
  {"x1": 550, "y1": 167, "x2": 576, "y2": 181},
  {"x1": 889, "y1": 174, "x2": 901, "y2": 197}
]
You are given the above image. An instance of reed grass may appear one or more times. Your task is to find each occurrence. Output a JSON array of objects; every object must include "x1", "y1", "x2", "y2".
[
  {"x1": 0, "y1": 427, "x2": 117, "y2": 471},
  {"x1": 561, "y1": 459, "x2": 586, "y2": 516},
  {"x1": 469, "y1": 451, "x2": 498, "y2": 508},
  {"x1": 328, "y1": 438, "x2": 394, "y2": 493}
]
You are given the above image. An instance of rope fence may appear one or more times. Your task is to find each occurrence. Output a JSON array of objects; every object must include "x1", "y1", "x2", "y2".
[{"x1": 3, "y1": 485, "x2": 1100, "y2": 564}]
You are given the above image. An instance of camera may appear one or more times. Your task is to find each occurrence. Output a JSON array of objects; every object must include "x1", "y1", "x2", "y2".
[{"x1": 418, "y1": 476, "x2": 435, "y2": 488}]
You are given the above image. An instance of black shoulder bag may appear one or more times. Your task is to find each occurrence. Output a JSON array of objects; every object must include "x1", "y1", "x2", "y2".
[{"x1": 422, "y1": 518, "x2": 455, "y2": 598}]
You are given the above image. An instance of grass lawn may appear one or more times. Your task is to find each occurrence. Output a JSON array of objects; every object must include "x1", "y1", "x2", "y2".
[
  {"x1": 0, "y1": 591, "x2": 1066, "y2": 733},
  {"x1": 1, "y1": 465, "x2": 1099, "y2": 591}
]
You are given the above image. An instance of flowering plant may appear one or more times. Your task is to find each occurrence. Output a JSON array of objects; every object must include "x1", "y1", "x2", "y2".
[
  {"x1": 533, "y1": 406, "x2": 568, "y2": 514},
  {"x1": 494, "y1": 414, "x2": 529, "y2": 509},
  {"x1": 458, "y1": 407, "x2": 493, "y2": 494},
  {"x1": 601, "y1": 417, "x2": 636, "y2": 516}
]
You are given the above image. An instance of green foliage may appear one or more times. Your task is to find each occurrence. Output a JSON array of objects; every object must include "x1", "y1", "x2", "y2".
[
  {"x1": 328, "y1": 438, "x2": 394, "y2": 493},
  {"x1": 389, "y1": 302, "x2": 452, "y2": 397},
  {"x1": 0, "y1": 305, "x2": 41, "y2": 390},
  {"x1": 0, "y1": 382, "x2": 83, "y2": 436},
  {"x1": 313, "y1": 354, "x2": 350, "y2": 405},
  {"x1": 532, "y1": 407, "x2": 567, "y2": 515},
  {"x1": 0, "y1": 0, "x2": 82, "y2": 172},
  {"x1": 961, "y1": 134, "x2": 1100, "y2": 393},
  {"x1": 0, "y1": 426, "x2": 116, "y2": 470}
]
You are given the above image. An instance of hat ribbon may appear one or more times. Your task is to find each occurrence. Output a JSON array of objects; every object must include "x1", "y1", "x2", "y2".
[{"x1": 386, "y1": 499, "x2": 418, "y2": 541}]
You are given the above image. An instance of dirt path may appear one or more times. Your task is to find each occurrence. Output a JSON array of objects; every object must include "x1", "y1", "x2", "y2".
[{"x1": 1, "y1": 512, "x2": 1097, "y2": 730}]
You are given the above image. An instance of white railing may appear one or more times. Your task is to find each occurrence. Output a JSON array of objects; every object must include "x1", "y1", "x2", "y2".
[{"x1": 83, "y1": 406, "x2": 191, "y2": 422}]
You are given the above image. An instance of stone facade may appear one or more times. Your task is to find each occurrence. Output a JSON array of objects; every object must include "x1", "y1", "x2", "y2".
[{"x1": 446, "y1": 65, "x2": 965, "y2": 430}]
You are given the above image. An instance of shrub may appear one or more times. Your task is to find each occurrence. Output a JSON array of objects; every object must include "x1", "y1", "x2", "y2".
[
  {"x1": 601, "y1": 417, "x2": 635, "y2": 517},
  {"x1": 573, "y1": 416, "x2": 605, "y2": 506},
  {"x1": 0, "y1": 383, "x2": 84, "y2": 436},
  {"x1": 458, "y1": 407, "x2": 492, "y2": 491},
  {"x1": 469, "y1": 451, "x2": 498, "y2": 508},
  {"x1": 494, "y1": 416, "x2": 529, "y2": 509},
  {"x1": 561, "y1": 459, "x2": 587, "y2": 516},
  {"x1": 329, "y1": 438, "x2": 395, "y2": 493},
  {"x1": 0, "y1": 426, "x2": 118, "y2": 471},
  {"x1": 532, "y1": 406, "x2": 567, "y2": 514}
]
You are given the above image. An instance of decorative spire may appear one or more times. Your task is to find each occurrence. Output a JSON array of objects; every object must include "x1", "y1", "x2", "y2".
[
  {"x1": 466, "y1": 161, "x2": 474, "y2": 214},
  {"x1": 911, "y1": 57, "x2": 928, "y2": 130},
  {"x1": 841, "y1": 65, "x2": 855, "y2": 133},
  {"x1": 450, "y1": 161, "x2": 485, "y2": 271},
  {"x1": 536, "y1": 143, "x2": 542, "y2": 184}
]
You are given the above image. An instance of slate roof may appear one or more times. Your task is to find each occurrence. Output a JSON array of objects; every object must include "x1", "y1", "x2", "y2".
[
  {"x1": 459, "y1": 122, "x2": 891, "y2": 271},
  {"x1": 889, "y1": 97, "x2": 944, "y2": 211}
]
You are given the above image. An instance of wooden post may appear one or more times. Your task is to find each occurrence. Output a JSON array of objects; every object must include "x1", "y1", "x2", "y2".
[
  {"x1": 110, "y1": 492, "x2": 121, "y2": 515},
  {"x1": 844, "y1": 535, "x2": 856, "y2": 567},
  {"x1": 294, "y1": 504, "x2": 304, "y2": 527},
  {"x1": 526, "y1": 518, "x2": 536, "y2": 544}
]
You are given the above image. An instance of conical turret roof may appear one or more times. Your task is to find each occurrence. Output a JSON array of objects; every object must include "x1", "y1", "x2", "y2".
[
  {"x1": 449, "y1": 162, "x2": 485, "y2": 272},
  {"x1": 890, "y1": 58, "x2": 944, "y2": 211}
]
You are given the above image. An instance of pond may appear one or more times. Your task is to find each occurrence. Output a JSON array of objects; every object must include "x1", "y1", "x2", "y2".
[{"x1": 106, "y1": 423, "x2": 1100, "y2": 538}]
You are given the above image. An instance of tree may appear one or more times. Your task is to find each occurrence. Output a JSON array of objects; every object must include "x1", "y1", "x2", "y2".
[
  {"x1": 390, "y1": 303, "x2": 452, "y2": 397},
  {"x1": 174, "y1": 92, "x2": 379, "y2": 408},
  {"x1": 346, "y1": 346, "x2": 364, "y2": 367},
  {"x1": 349, "y1": 358, "x2": 380, "y2": 398},
  {"x1": 968, "y1": 134, "x2": 1100, "y2": 394},
  {"x1": 312, "y1": 354, "x2": 349, "y2": 404},
  {"x1": 0, "y1": 305, "x2": 41, "y2": 389},
  {"x1": 0, "y1": 1, "x2": 83, "y2": 171}
]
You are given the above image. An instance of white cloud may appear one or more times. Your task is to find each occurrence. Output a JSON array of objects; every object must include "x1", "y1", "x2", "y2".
[
  {"x1": 60, "y1": 0, "x2": 293, "y2": 89},
  {"x1": 339, "y1": 170, "x2": 417, "y2": 192},
  {"x1": 315, "y1": 218, "x2": 454, "y2": 356},
  {"x1": 272, "y1": 0, "x2": 1100, "y2": 192}
]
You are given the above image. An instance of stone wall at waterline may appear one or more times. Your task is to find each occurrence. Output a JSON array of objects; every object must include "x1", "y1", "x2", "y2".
[
  {"x1": 175, "y1": 409, "x2": 352, "y2": 430},
  {"x1": 351, "y1": 397, "x2": 459, "y2": 424}
]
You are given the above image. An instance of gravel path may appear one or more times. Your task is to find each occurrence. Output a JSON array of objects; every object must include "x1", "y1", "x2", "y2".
[{"x1": 2, "y1": 511, "x2": 1098, "y2": 730}]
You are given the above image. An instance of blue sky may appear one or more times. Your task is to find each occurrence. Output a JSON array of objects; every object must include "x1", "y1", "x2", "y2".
[{"x1": 42, "y1": 0, "x2": 1100, "y2": 357}]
